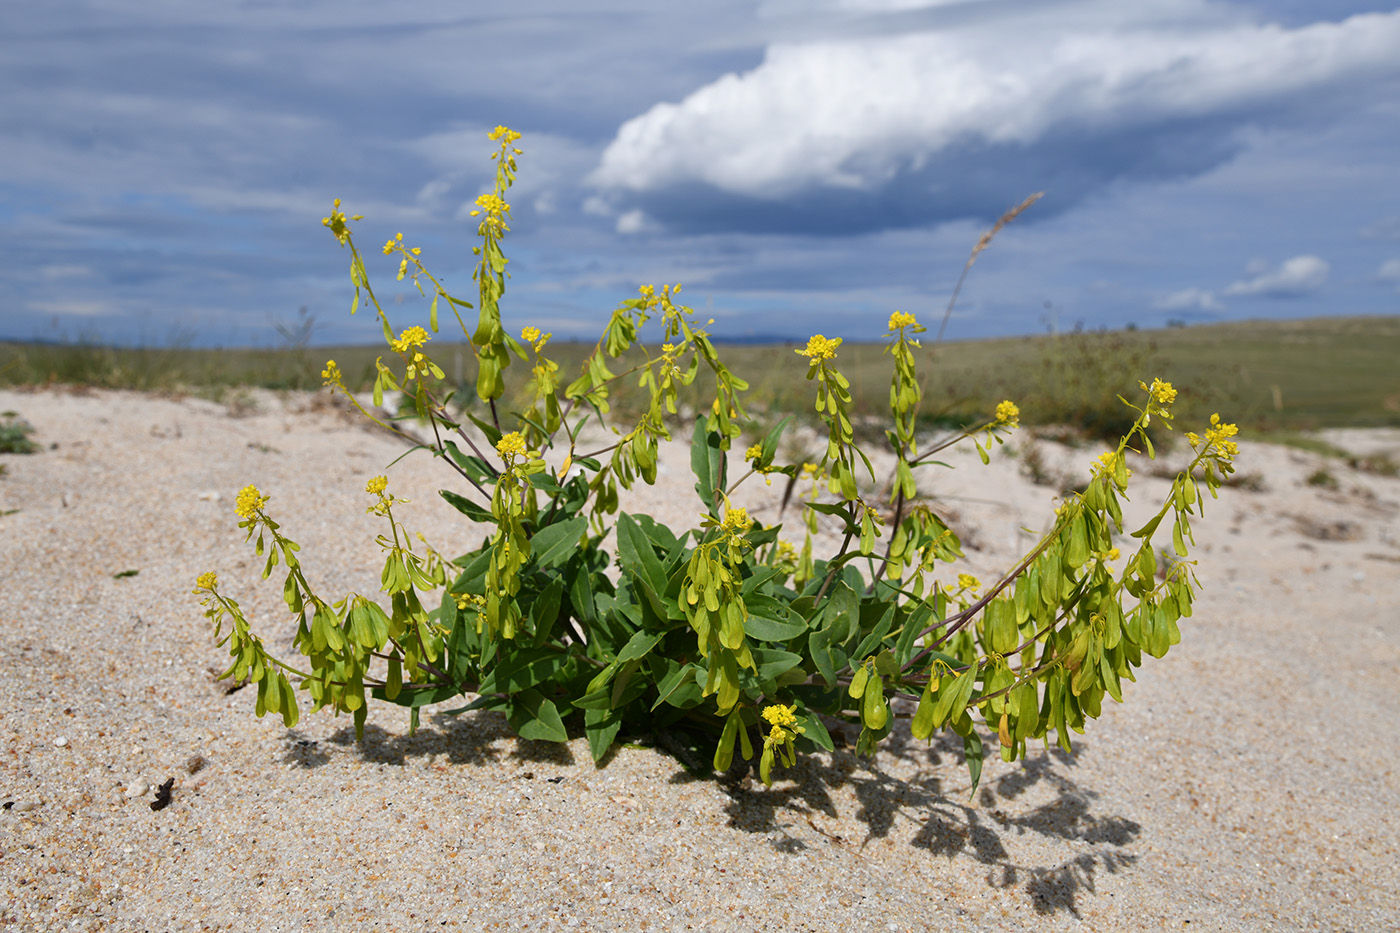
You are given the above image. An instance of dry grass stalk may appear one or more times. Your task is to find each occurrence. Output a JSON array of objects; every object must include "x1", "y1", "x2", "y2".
[{"x1": 936, "y1": 192, "x2": 1044, "y2": 342}]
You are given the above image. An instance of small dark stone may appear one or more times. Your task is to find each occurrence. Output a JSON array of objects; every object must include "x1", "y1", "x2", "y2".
[{"x1": 150, "y1": 778, "x2": 175, "y2": 811}]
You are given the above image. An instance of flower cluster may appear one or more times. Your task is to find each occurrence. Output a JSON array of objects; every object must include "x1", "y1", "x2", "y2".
[
  {"x1": 957, "y1": 573, "x2": 981, "y2": 594},
  {"x1": 321, "y1": 360, "x2": 343, "y2": 386},
  {"x1": 496, "y1": 431, "x2": 528, "y2": 466},
  {"x1": 1094, "y1": 450, "x2": 1131, "y2": 479},
  {"x1": 470, "y1": 194, "x2": 511, "y2": 237},
  {"x1": 235, "y1": 484, "x2": 269, "y2": 521},
  {"x1": 364, "y1": 475, "x2": 404, "y2": 516},
  {"x1": 796, "y1": 334, "x2": 841, "y2": 362},
  {"x1": 193, "y1": 571, "x2": 218, "y2": 593},
  {"x1": 390, "y1": 326, "x2": 430, "y2": 354},
  {"x1": 321, "y1": 198, "x2": 362, "y2": 246},
  {"x1": 888, "y1": 311, "x2": 918, "y2": 331},
  {"x1": 995, "y1": 400, "x2": 1020, "y2": 426},
  {"x1": 1186, "y1": 414, "x2": 1240, "y2": 462},
  {"x1": 489, "y1": 125, "x2": 522, "y2": 146},
  {"x1": 773, "y1": 540, "x2": 799, "y2": 576},
  {"x1": 720, "y1": 503, "x2": 753, "y2": 537},
  {"x1": 1140, "y1": 378, "x2": 1177, "y2": 406},
  {"x1": 761, "y1": 703, "x2": 805, "y2": 746}
]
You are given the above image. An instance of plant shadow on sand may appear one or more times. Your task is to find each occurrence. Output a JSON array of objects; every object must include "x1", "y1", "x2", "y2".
[
  {"x1": 279, "y1": 711, "x2": 577, "y2": 771},
  {"x1": 278, "y1": 709, "x2": 1135, "y2": 917},
  {"x1": 692, "y1": 722, "x2": 1141, "y2": 917}
]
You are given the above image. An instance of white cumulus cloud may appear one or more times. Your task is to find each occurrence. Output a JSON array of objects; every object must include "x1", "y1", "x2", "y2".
[
  {"x1": 1154, "y1": 287, "x2": 1222, "y2": 312},
  {"x1": 1224, "y1": 255, "x2": 1329, "y2": 297},
  {"x1": 590, "y1": 9, "x2": 1400, "y2": 203}
]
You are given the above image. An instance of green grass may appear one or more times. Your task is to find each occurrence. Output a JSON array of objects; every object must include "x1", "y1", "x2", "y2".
[{"x1": 3, "y1": 315, "x2": 1398, "y2": 434}]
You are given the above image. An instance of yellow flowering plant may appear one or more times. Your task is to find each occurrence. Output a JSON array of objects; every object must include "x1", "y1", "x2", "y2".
[{"x1": 198, "y1": 128, "x2": 1241, "y2": 792}]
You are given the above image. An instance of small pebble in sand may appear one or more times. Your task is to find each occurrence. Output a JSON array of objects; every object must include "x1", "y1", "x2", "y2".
[
  {"x1": 9, "y1": 801, "x2": 42, "y2": 813},
  {"x1": 124, "y1": 780, "x2": 149, "y2": 798},
  {"x1": 53, "y1": 736, "x2": 69, "y2": 747},
  {"x1": 184, "y1": 754, "x2": 205, "y2": 775}
]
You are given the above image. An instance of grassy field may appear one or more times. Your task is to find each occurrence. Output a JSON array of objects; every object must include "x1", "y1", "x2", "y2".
[{"x1": 2, "y1": 315, "x2": 1397, "y2": 435}]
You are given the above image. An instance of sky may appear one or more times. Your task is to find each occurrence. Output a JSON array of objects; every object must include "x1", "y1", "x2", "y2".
[{"x1": 3, "y1": 0, "x2": 1399, "y2": 348}]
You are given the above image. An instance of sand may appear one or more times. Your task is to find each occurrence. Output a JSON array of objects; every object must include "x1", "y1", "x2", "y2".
[{"x1": 1, "y1": 386, "x2": 1397, "y2": 932}]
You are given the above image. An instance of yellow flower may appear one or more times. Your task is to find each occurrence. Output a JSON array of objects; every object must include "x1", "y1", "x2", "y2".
[
  {"x1": 1103, "y1": 547, "x2": 1121, "y2": 561},
  {"x1": 321, "y1": 360, "x2": 342, "y2": 384},
  {"x1": 957, "y1": 573, "x2": 981, "y2": 593},
  {"x1": 1185, "y1": 432, "x2": 1201, "y2": 447},
  {"x1": 194, "y1": 571, "x2": 218, "y2": 592},
  {"x1": 521, "y1": 326, "x2": 540, "y2": 344},
  {"x1": 320, "y1": 198, "x2": 361, "y2": 245},
  {"x1": 496, "y1": 432, "x2": 528, "y2": 463},
  {"x1": 796, "y1": 334, "x2": 841, "y2": 361},
  {"x1": 774, "y1": 540, "x2": 798, "y2": 573},
  {"x1": 800, "y1": 462, "x2": 818, "y2": 478},
  {"x1": 761, "y1": 703, "x2": 805, "y2": 746},
  {"x1": 365, "y1": 475, "x2": 388, "y2": 496},
  {"x1": 489, "y1": 125, "x2": 522, "y2": 144},
  {"x1": 721, "y1": 504, "x2": 753, "y2": 536},
  {"x1": 762, "y1": 703, "x2": 798, "y2": 728},
  {"x1": 1140, "y1": 378, "x2": 1177, "y2": 406},
  {"x1": 235, "y1": 484, "x2": 268, "y2": 520},
  {"x1": 470, "y1": 194, "x2": 511, "y2": 236},
  {"x1": 391, "y1": 326, "x2": 430, "y2": 354},
  {"x1": 888, "y1": 311, "x2": 917, "y2": 331},
  {"x1": 995, "y1": 400, "x2": 1019, "y2": 425},
  {"x1": 1094, "y1": 450, "x2": 1131, "y2": 480},
  {"x1": 745, "y1": 443, "x2": 763, "y2": 464},
  {"x1": 1204, "y1": 414, "x2": 1240, "y2": 459}
]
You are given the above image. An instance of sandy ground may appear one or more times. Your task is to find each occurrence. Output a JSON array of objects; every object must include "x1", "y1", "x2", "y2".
[{"x1": 1, "y1": 386, "x2": 1397, "y2": 932}]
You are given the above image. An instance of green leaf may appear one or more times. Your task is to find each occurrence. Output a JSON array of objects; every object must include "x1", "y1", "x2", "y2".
[
  {"x1": 759, "y1": 416, "x2": 792, "y2": 466},
  {"x1": 112, "y1": 569, "x2": 140, "y2": 579},
  {"x1": 652, "y1": 661, "x2": 704, "y2": 710},
  {"x1": 528, "y1": 577, "x2": 565, "y2": 648},
  {"x1": 375, "y1": 682, "x2": 462, "y2": 709},
  {"x1": 751, "y1": 648, "x2": 803, "y2": 685},
  {"x1": 530, "y1": 516, "x2": 588, "y2": 570},
  {"x1": 963, "y1": 729, "x2": 985, "y2": 799},
  {"x1": 617, "y1": 630, "x2": 663, "y2": 663},
  {"x1": 1131, "y1": 512, "x2": 1165, "y2": 540},
  {"x1": 441, "y1": 442, "x2": 496, "y2": 482},
  {"x1": 440, "y1": 489, "x2": 494, "y2": 524},
  {"x1": 506, "y1": 688, "x2": 569, "y2": 743},
  {"x1": 585, "y1": 708, "x2": 623, "y2": 763},
  {"x1": 465, "y1": 412, "x2": 503, "y2": 448},
  {"x1": 797, "y1": 713, "x2": 833, "y2": 752},
  {"x1": 743, "y1": 595, "x2": 807, "y2": 641},
  {"x1": 616, "y1": 513, "x2": 668, "y2": 601},
  {"x1": 850, "y1": 603, "x2": 896, "y2": 662},
  {"x1": 482, "y1": 648, "x2": 567, "y2": 694},
  {"x1": 809, "y1": 628, "x2": 837, "y2": 688},
  {"x1": 690, "y1": 420, "x2": 725, "y2": 516}
]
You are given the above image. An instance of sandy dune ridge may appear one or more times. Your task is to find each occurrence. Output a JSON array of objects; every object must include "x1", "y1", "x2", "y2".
[{"x1": 1, "y1": 387, "x2": 1397, "y2": 932}]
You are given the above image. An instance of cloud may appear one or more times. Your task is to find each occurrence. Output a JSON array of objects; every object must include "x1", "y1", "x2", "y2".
[
  {"x1": 1378, "y1": 258, "x2": 1400, "y2": 287},
  {"x1": 1362, "y1": 216, "x2": 1400, "y2": 240},
  {"x1": 29, "y1": 300, "x2": 115, "y2": 317},
  {"x1": 1154, "y1": 287, "x2": 1222, "y2": 312},
  {"x1": 589, "y1": 8, "x2": 1400, "y2": 234},
  {"x1": 1224, "y1": 254, "x2": 1329, "y2": 297}
]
